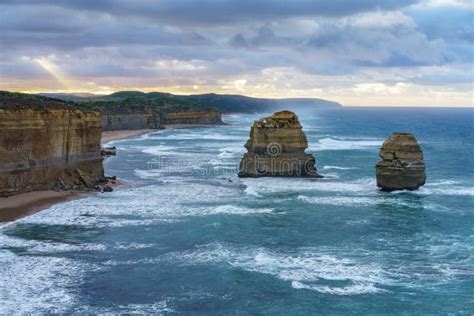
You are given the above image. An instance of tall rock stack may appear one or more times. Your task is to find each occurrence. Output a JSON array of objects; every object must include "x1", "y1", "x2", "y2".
[
  {"x1": 238, "y1": 110, "x2": 321, "y2": 178},
  {"x1": 376, "y1": 132, "x2": 426, "y2": 191}
]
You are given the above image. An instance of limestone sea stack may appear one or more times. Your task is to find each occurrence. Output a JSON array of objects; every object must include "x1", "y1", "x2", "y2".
[
  {"x1": 238, "y1": 110, "x2": 322, "y2": 178},
  {"x1": 376, "y1": 132, "x2": 426, "y2": 191}
]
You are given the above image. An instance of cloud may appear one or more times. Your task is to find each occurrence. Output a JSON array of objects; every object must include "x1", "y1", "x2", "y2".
[
  {"x1": 406, "y1": 6, "x2": 474, "y2": 43},
  {"x1": 0, "y1": 0, "x2": 472, "y2": 106},
  {"x1": 1, "y1": 0, "x2": 421, "y2": 25},
  {"x1": 156, "y1": 59, "x2": 207, "y2": 71}
]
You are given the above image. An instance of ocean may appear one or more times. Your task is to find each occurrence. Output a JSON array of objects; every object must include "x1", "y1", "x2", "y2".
[{"x1": 1, "y1": 107, "x2": 473, "y2": 314}]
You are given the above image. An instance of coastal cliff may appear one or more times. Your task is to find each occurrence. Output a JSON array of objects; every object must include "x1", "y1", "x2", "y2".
[
  {"x1": 75, "y1": 92, "x2": 223, "y2": 130},
  {"x1": 163, "y1": 110, "x2": 222, "y2": 125},
  {"x1": 101, "y1": 113, "x2": 161, "y2": 131},
  {"x1": 0, "y1": 93, "x2": 105, "y2": 197},
  {"x1": 101, "y1": 110, "x2": 221, "y2": 130}
]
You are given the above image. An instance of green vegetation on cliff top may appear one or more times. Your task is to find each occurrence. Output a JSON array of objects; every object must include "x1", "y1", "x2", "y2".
[
  {"x1": 0, "y1": 91, "x2": 76, "y2": 110},
  {"x1": 0, "y1": 90, "x2": 342, "y2": 113},
  {"x1": 41, "y1": 91, "x2": 342, "y2": 113},
  {"x1": 0, "y1": 91, "x2": 212, "y2": 114}
]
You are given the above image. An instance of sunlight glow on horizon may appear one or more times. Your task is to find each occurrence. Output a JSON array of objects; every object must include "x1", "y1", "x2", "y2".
[
  {"x1": 1, "y1": 0, "x2": 472, "y2": 108},
  {"x1": 7, "y1": 84, "x2": 472, "y2": 108}
]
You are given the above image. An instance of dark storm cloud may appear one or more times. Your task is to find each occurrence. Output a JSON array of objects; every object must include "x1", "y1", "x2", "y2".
[
  {"x1": 0, "y1": 5, "x2": 211, "y2": 51},
  {"x1": 0, "y1": 0, "x2": 472, "y2": 93},
  {"x1": 0, "y1": 0, "x2": 421, "y2": 25}
]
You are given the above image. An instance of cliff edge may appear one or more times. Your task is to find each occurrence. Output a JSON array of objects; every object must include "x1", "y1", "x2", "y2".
[{"x1": 0, "y1": 92, "x2": 105, "y2": 197}]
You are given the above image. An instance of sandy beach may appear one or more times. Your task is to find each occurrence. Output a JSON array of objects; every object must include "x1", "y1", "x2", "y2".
[
  {"x1": 101, "y1": 129, "x2": 157, "y2": 144},
  {"x1": 1, "y1": 129, "x2": 156, "y2": 223},
  {"x1": 0, "y1": 191, "x2": 82, "y2": 222},
  {"x1": 102, "y1": 125, "x2": 220, "y2": 145}
]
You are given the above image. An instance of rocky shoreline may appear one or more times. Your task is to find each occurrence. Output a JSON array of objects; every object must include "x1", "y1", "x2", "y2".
[{"x1": 0, "y1": 124, "x2": 222, "y2": 222}]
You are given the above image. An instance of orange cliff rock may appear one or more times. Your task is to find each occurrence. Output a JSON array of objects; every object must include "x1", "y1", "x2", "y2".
[
  {"x1": 0, "y1": 107, "x2": 105, "y2": 197},
  {"x1": 163, "y1": 110, "x2": 222, "y2": 125}
]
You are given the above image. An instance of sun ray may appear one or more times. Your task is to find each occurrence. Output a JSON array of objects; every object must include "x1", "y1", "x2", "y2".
[{"x1": 35, "y1": 57, "x2": 71, "y2": 89}]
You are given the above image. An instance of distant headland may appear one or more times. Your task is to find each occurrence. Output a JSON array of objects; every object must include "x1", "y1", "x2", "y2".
[{"x1": 38, "y1": 91, "x2": 343, "y2": 113}]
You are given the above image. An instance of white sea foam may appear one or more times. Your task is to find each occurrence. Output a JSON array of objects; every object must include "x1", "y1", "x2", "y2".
[
  {"x1": 242, "y1": 177, "x2": 376, "y2": 196},
  {"x1": 428, "y1": 180, "x2": 463, "y2": 186},
  {"x1": 141, "y1": 145, "x2": 178, "y2": 156},
  {"x1": 208, "y1": 205, "x2": 273, "y2": 215},
  {"x1": 217, "y1": 151, "x2": 235, "y2": 159},
  {"x1": 217, "y1": 145, "x2": 245, "y2": 159},
  {"x1": 323, "y1": 165, "x2": 359, "y2": 170},
  {"x1": 427, "y1": 187, "x2": 474, "y2": 196},
  {"x1": 74, "y1": 300, "x2": 174, "y2": 314},
  {"x1": 0, "y1": 250, "x2": 99, "y2": 314},
  {"x1": 113, "y1": 242, "x2": 155, "y2": 250},
  {"x1": 116, "y1": 301, "x2": 173, "y2": 314},
  {"x1": 0, "y1": 233, "x2": 105, "y2": 254},
  {"x1": 298, "y1": 195, "x2": 379, "y2": 207},
  {"x1": 165, "y1": 243, "x2": 391, "y2": 296},
  {"x1": 316, "y1": 138, "x2": 383, "y2": 151},
  {"x1": 209, "y1": 159, "x2": 236, "y2": 166},
  {"x1": 9, "y1": 182, "x2": 267, "y2": 229},
  {"x1": 244, "y1": 186, "x2": 263, "y2": 197},
  {"x1": 151, "y1": 133, "x2": 244, "y2": 141},
  {"x1": 321, "y1": 172, "x2": 340, "y2": 179},
  {"x1": 392, "y1": 186, "x2": 474, "y2": 197},
  {"x1": 291, "y1": 281, "x2": 385, "y2": 295},
  {"x1": 134, "y1": 168, "x2": 162, "y2": 178},
  {"x1": 143, "y1": 149, "x2": 209, "y2": 158}
]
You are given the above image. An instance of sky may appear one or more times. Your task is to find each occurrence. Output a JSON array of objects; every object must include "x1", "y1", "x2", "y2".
[{"x1": 0, "y1": 0, "x2": 472, "y2": 106}]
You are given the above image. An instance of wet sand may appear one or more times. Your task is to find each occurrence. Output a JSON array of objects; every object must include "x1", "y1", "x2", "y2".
[
  {"x1": 0, "y1": 191, "x2": 83, "y2": 222},
  {"x1": 101, "y1": 129, "x2": 157, "y2": 144}
]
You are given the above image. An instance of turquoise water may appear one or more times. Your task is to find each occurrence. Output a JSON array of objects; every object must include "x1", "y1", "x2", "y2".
[{"x1": 1, "y1": 108, "x2": 473, "y2": 314}]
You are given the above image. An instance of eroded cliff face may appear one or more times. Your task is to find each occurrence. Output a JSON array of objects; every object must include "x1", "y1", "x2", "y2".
[
  {"x1": 238, "y1": 111, "x2": 321, "y2": 177},
  {"x1": 101, "y1": 110, "x2": 221, "y2": 130},
  {"x1": 101, "y1": 113, "x2": 161, "y2": 131},
  {"x1": 163, "y1": 110, "x2": 222, "y2": 125},
  {"x1": 0, "y1": 108, "x2": 104, "y2": 197}
]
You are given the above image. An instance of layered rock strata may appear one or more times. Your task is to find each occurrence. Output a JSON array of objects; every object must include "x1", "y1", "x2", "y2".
[
  {"x1": 238, "y1": 111, "x2": 321, "y2": 177},
  {"x1": 101, "y1": 113, "x2": 161, "y2": 131},
  {"x1": 0, "y1": 108, "x2": 105, "y2": 197},
  {"x1": 163, "y1": 110, "x2": 222, "y2": 125},
  {"x1": 101, "y1": 111, "x2": 221, "y2": 131},
  {"x1": 376, "y1": 132, "x2": 426, "y2": 191}
]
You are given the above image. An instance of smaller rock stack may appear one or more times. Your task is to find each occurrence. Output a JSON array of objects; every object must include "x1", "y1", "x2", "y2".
[
  {"x1": 238, "y1": 110, "x2": 321, "y2": 178},
  {"x1": 376, "y1": 132, "x2": 426, "y2": 191}
]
